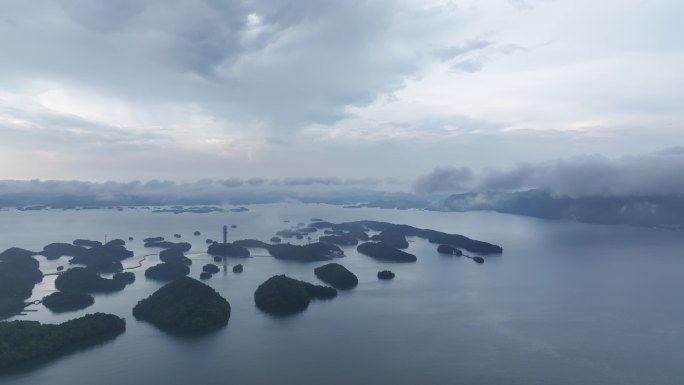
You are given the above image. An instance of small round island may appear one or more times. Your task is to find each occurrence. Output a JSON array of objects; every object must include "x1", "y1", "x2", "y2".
[
  {"x1": 254, "y1": 275, "x2": 310, "y2": 316},
  {"x1": 377, "y1": 270, "x2": 395, "y2": 280},
  {"x1": 133, "y1": 277, "x2": 230, "y2": 335},
  {"x1": 42, "y1": 291, "x2": 95, "y2": 313}
]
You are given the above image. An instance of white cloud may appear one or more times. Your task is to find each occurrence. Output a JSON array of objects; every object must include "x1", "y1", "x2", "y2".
[{"x1": 0, "y1": 0, "x2": 681, "y2": 180}]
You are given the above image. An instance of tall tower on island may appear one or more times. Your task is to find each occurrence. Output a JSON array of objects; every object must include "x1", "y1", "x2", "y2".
[{"x1": 223, "y1": 225, "x2": 227, "y2": 243}]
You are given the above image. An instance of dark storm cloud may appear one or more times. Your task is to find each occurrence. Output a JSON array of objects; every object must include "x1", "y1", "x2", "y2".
[
  {"x1": 0, "y1": 0, "x2": 455, "y2": 128},
  {"x1": 414, "y1": 147, "x2": 684, "y2": 197}
]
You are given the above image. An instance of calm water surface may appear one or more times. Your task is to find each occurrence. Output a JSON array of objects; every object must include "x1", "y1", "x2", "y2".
[{"x1": 1, "y1": 204, "x2": 683, "y2": 385}]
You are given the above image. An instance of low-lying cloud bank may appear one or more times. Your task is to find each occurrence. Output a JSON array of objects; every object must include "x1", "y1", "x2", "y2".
[
  {"x1": 0, "y1": 177, "x2": 410, "y2": 207},
  {"x1": 414, "y1": 147, "x2": 684, "y2": 197}
]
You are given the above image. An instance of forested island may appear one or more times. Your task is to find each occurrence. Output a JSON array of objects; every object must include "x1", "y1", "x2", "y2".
[
  {"x1": 0, "y1": 214, "x2": 503, "y2": 371},
  {"x1": 144, "y1": 240, "x2": 191, "y2": 251},
  {"x1": 42, "y1": 291, "x2": 94, "y2": 313},
  {"x1": 41, "y1": 243, "x2": 86, "y2": 260},
  {"x1": 357, "y1": 242, "x2": 418, "y2": 262},
  {"x1": 268, "y1": 242, "x2": 344, "y2": 262},
  {"x1": 133, "y1": 277, "x2": 230, "y2": 335},
  {"x1": 113, "y1": 272, "x2": 136, "y2": 285},
  {"x1": 207, "y1": 242, "x2": 250, "y2": 257},
  {"x1": 437, "y1": 244, "x2": 463, "y2": 256},
  {"x1": 318, "y1": 234, "x2": 359, "y2": 246},
  {"x1": 300, "y1": 281, "x2": 337, "y2": 299},
  {"x1": 55, "y1": 268, "x2": 126, "y2": 293},
  {"x1": 377, "y1": 270, "x2": 395, "y2": 280},
  {"x1": 309, "y1": 220, "x2": 502, "y2": 254},
  {"x1": 0, "y1": 248, "x2": 43, "y2": 318},
  {"x1": 159, "y1": 248, "x2": 192, "y2": 265},
  {"x1": 229, "y1": 239, "x2": 343, "y2": 262},
  {"x1": 64, "y1": 240, "x2": 134, "y2": 273},
  {"x1": 233, "y1": 239, "x2": 271, "y2": 248},
  {"x1": 314, "y1": 263, "x2": 358, "y2": 290},
  {"x1": 73, "y1": 239, "x2": 101, "y2": 248},
  {"x1": 254, "y1": 275, "x2": 337, "y2": 316},
  {"x1": 371, "y1": 230, "x2": 409, "y2": 249},
  {"x1": 144, "y1": 262, "x2": 190, "y2": 281},
  {"x1": 226, "y1": 219, "x2": 498, "y2": 264},
  {"x1": 0, "y1": 313, "x2": 125, "y2": 369},
  {"x1": 203, "y1": 263, "x2": 220, "y2": 274}
]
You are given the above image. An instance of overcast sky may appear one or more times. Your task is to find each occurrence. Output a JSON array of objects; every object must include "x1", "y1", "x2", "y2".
[{"x1": 0, "y1": 0, "x2": 682, "y2": 182}]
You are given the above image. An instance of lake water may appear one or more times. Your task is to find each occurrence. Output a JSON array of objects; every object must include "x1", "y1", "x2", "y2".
[{"x1": 1, "y1": 203, "x2": 684, "y2": 385}]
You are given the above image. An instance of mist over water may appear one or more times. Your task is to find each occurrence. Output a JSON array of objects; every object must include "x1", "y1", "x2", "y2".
[{"x1": 2, "y1": 204, "x2": 684, "y2": 385}]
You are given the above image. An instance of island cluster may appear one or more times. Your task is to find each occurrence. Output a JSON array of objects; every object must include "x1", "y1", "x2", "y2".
[{"x1": 0, "y1": 217, "x2": 501, "y2": 370}]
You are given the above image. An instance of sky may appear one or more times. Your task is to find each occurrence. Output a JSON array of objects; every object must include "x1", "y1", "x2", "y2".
[{"x1": 0, "y1": 0, "x2": 682, "y2": 184}]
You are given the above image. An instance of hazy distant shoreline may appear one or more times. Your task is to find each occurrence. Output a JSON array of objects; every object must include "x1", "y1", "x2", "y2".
[{"x1": 4, "y1": 190, "x2": 684, "y2": 231}]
